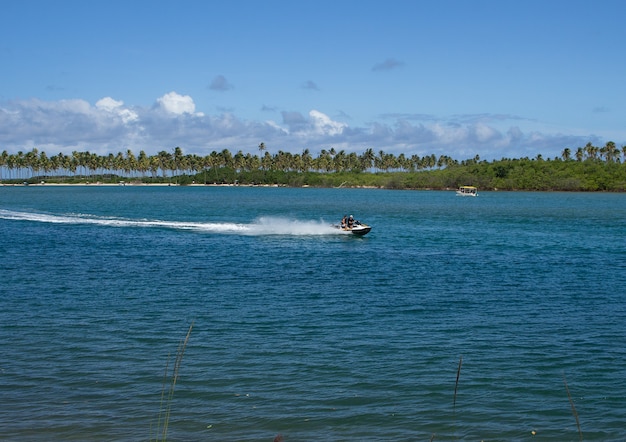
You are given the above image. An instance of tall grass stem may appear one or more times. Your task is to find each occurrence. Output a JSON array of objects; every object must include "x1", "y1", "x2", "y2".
[
  {"x1": 153, "y1": 322, "x2": 194, "y2": 442},
  {"x1": 563, "y1": 373, "x2": 582, "y2": 441},
  {"x1": 453, "y1": 355, "x2": 463, "y2": 411}
]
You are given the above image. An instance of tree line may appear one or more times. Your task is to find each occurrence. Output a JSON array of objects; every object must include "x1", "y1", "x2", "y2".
[
  {"x1": 0, "y1": 145, "x2": 460, "y2": 179},
  {"x1": 1, "y1": 141, "x2": 625, "y2": 191}
]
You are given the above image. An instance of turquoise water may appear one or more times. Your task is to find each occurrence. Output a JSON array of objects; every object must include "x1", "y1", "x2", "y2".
[{"x1": 1, "y1": 186, "x2": 625, "y2": 441}]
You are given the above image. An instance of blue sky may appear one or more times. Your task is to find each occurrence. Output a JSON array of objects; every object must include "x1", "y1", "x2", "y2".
[{"x1": 1, "y1": 0, "x2": 625, "y2": 160}]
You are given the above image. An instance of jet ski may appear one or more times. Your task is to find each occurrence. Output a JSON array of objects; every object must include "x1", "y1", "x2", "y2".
[{"x1": 335, "y1": 220, "x2": 372, "y2": 236}]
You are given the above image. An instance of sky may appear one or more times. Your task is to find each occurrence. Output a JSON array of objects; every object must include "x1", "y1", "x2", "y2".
[{"x1": 1, "y1": 0, "x2": 625, "y2": 161}]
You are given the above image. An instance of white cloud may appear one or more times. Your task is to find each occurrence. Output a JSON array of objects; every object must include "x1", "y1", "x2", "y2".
[
  {"x1": 430, "y1": 123, "x2": 469, "y2": 144},
  {"x1": 308, "y1": 110, "x2": 347, "y2": 136},
  {"x1": 156, "y1": 92, "x2": 196, "y2": 115},
  {"x1": 96, "y1": 97, "x2": 138, "y2": 123},
  {"x1": 0, "y1": 94, "x2": 610, "y2": 160},
  {"x1": 265, "y1": 119, "x2": 287, "y2": 133},
  {"x1": 474, "y1": 123, "x2": 499, "y2": 142},
  {"x1": 95, "y1": 97, "x2": 124, "y2": 112},
  {"x1": 16, "y1": 98, "x2": 91, "y2": 115}
]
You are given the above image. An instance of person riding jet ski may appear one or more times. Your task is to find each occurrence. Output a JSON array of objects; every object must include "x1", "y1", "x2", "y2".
[{"x1": 347, "y1": 215, "x2": 355, "y2": 228}]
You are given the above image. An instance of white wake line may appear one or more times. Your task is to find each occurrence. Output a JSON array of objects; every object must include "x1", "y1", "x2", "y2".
[{"x1": 0, "y1": 209, "x2": 341, "y2": 236}]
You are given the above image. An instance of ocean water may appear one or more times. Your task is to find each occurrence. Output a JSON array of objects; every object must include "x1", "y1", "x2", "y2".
[{"x1": 1, "y1": 185, "x2": 625, "y2": 441}]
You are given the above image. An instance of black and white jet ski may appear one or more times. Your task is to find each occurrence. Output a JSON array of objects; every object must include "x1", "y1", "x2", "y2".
[
  {"x1": 338, "y1": 222, "x2": 372, "y2": 235},
  {"x1": 334, "y1": 216, "x2": 372, "y2": 236}
]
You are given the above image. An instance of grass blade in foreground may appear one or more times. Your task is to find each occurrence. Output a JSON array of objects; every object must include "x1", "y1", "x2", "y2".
[
  {"x1": 563, "y1": 373, "x2": 583, "y2": 441},
  {"x1": 153, "y1": 322, "x2": 194, "y2": 442},
  {"x1": 453, "y1": 355, "x2": 462, "y2": 411}
]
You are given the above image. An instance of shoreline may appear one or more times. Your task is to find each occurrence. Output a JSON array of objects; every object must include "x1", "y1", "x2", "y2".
[
  {"x1": 1, "y1": 181, "x2": 384, "y2": 189},
  {"x1": 2, "y1": 181, "x2": 623, "y2": 192},
  {"x1": 1, "y1": 182, "x2": 283, "y2": 187}
]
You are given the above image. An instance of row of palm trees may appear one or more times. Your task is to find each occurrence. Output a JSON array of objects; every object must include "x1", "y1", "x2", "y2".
[
  {"x1": 1, "y1": 141, "x2": 624, "y2": 181},
  {"x1": 561, "y1": 141, "x2": 625, "y2": 162},
  {"x1": 0, "y1": 146, "x2": 456, "y2": 180}
]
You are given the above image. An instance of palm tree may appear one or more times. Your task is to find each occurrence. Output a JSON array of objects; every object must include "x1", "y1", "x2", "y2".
[
  {"x1": 408, "y1": 154, "x2": 421, "y2": 171},
  {"x1": 575, "y1": 147, "x2": 584, "y2": 162},
  {"x1": 25, "y1": 148, "x2": 39, "y2": 179},
  {"x1": 137, "y1": 151, "x2": 150, "y2": 178},
  {"x1": 125, "y1": 149, "x2": 137, "y2": 177},
  {"x1": 584, "y1": 142, "x2": 598, "y2": 160},
  {"x1": 319, "y1": 149, "x2": 334, "y2": 172},
  {"x1": 601, "y1": 141, "x2": 619, "y2": 162},
  {"x1": 261, "y1": 151, "x2": 272, "y2": 172},
  {"x1": 220, "y1": 149, "x2": 233, "y2": 169},
  {"x1": 561, "y1": 148, "x2": 571, "y2": 161},
  {"x1": 38, "y1": 151, "x2": 51, "y2": 179},
  {"x1": 157, "y1": 150, "x2": 172, "y2": 179},
  {"x1": 0, "y1": 150, "x2": 7, "y2": 180},
  {"x1": 233, "y1": 150, "x2": 246, "y2": 172},
  {"x1": 172, "y1": 147, "x2": 184, "y2": 182},
  {"x1": 301, "y1": 148, "x2": 313, "y2": 172},
  {"x1": 7, "y1": 152, "x2": 24, "y2": 179},
  {"x1": 346, "y1": 152, "x2": 360, "y2": 172},
  {"x1": 359, "y1": 148, "x2": 375, "y2": 171},
  {"x1": 375, "y1": 150, "x2": 386, "y2": 172},
  {"x1": 333, "y1": 150, "x2": 347, "y2": 172},
  {"x1": 88, "y1": 152, "x2": 101, "y2": 180},
  {"x1": 149, "y1": 156, "x2": 160, "y2": 179}
]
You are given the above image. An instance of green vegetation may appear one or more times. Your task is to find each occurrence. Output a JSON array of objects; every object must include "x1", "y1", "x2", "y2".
[{"x1": 2, "y1": 142, "x2": 626, "y2": 191}]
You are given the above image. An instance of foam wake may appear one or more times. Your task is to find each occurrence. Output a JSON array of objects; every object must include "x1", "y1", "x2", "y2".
[{"x1": 0, "y1": 209, "x2": 340, "y2": 236}]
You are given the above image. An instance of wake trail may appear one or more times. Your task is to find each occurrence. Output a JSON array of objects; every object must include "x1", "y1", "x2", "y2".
[{"x1": 0, "y1": 209, "x2": 341, "y2": 236}]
